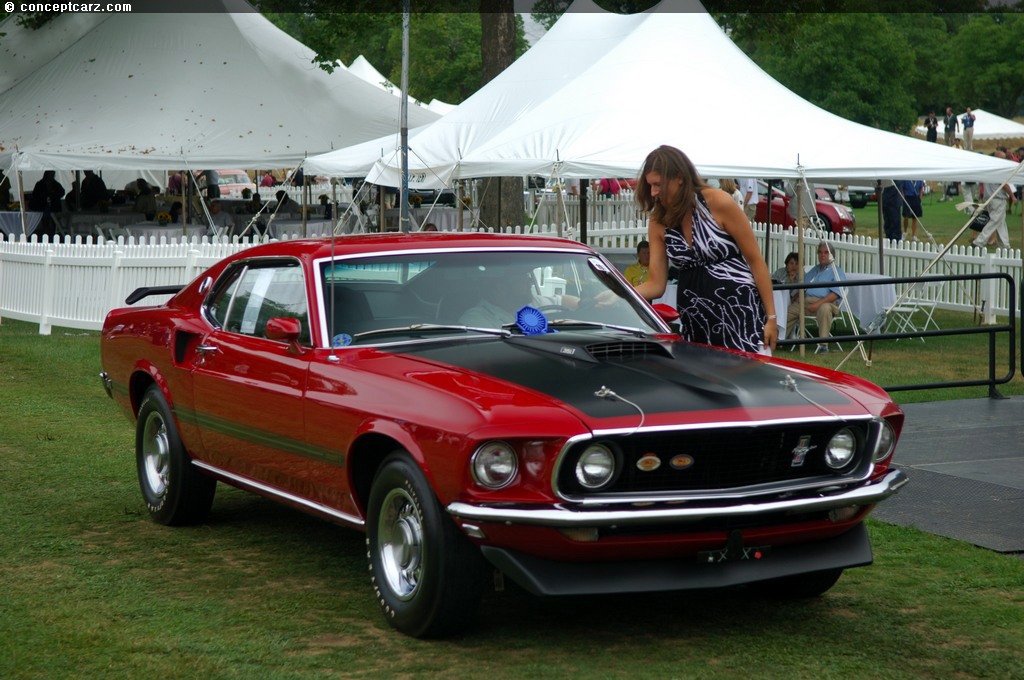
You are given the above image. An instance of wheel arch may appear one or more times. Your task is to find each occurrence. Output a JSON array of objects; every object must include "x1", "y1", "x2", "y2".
[{"x1": 349, "y1": 431, "x2": 421, "y2": 519}]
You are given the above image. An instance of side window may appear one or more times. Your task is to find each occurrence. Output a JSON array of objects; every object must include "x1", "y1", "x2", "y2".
[
  {"x1": 208, "y1": 262, "x2": 310, "y2": 343},
  {"x1": 206, "y1": 266, "x2": 244, "y2": 329}
]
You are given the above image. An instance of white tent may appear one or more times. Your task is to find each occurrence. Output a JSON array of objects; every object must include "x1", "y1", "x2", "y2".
[
  {"x1": 915, "y1": 109, "x2": 1024, "y2": 142},
  {"x1": 0, "y1": 0, "x2": 440, "y2": 177},
  {"x1": 305, "y1": 0, "x2": 1022, "y2": 188}
]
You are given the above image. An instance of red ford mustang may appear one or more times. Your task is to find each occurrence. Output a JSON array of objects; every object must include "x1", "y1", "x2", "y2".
[{"x1": 100, "y1": 233, "x2": 907, "y2": 637}]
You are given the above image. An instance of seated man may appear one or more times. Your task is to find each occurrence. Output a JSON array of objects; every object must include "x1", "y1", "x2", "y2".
[
  {"x1": 208, "y1": 199, "x2": 235, "y2": 235},
  {"x1": 786, "y1": 243, "x2": 845, "y2": 354},
  {"x1": 624, "y1": 240, "x2": 650, "y2": 286},
  {"x1": 460, "y1": 267, "x2": 578, "y2": 328}
]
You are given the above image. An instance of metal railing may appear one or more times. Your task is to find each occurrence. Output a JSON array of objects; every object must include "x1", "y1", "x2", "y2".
[{"x1": 777, "y1": 273, "x2": 1017, "y2": 397}]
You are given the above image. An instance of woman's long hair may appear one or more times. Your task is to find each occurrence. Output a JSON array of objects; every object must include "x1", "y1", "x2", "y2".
[{"x1": 634, "y1": 145, "x2": 707, "y2": 229}]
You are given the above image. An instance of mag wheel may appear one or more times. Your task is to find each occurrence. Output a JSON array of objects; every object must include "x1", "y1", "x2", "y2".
[
  {"x1": 136, "y1": 386, "x2": 215, "y2": 526},
  {"x1": 366, "y1": 452, "x2": 486, "y2": 638}
]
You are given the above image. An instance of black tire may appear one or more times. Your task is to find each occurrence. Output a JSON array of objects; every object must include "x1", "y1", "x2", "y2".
[
  {"x1": 755, "y1": 568, "x2": 843, "y2": 599},
  {"x1": 816, "y1": 213, "x2": 833, "y2": 233},
  {"x1": 366, "y1": 452, "x2": 486, "y2": 638},
  {"x1": 136, "y1": 386, "x2": 216, "y2": 526},
  {"x1": 850, "y1": 197, "x2": 867, "y2": 209}
]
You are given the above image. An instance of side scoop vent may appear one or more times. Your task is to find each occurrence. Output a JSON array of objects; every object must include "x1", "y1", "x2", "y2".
[{"x1": 585, "y1": 340, "x2": 672, "y2": 362}]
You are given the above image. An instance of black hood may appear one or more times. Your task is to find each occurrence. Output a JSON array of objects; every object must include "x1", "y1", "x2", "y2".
[{"x1": 395, "y1": 331, "x2": 857, "y2": 419}]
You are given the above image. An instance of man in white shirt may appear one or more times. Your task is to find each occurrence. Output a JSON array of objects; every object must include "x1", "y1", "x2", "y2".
[
  {"x1": 972, "y1": 151, "x2": 1017, "y2": 248},
  {"x1": 208, "y1": 199, "x2": 235, "y2": 236},
  {"x1": 739, "y1": 178, "x2": 758, "y2": 222}
]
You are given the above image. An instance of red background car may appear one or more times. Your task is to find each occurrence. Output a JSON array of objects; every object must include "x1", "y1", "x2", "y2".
[{"x1": 755, "y1": 181, "x2": 856, "y2": 234}]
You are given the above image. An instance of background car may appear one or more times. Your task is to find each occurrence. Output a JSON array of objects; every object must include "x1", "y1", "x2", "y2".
[
  {"x1": 195, "y1": 169, "x2": 257, "y2": 199},
  {"x1": 100, "y1": 233, "x2": 905, "y2": 638},
  {"x1": 755, "y1": 180, "x2": 856, "y2": 234}
]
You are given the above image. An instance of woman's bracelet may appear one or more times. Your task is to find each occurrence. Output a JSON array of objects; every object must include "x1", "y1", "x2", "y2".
[{"x1": 766, "y1": 314, "x2": 777, "y2": 320}]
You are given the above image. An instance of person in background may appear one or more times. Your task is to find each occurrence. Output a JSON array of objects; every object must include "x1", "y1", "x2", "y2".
[
  {"x1": 420, "y1": 222, "x2": 439, "y2": 232},
  {"x1": 202, "y1": 170, "x2": 220, "y2": 199},
  {"x1": 169, "y1": 201, "x2": 183, "y2": 224},
  {"x1": 29, "y1": 171, "x2": 66, "y2": 235},
  {"x1": 632, "y1": 145, "x2": 777, "y2": 354},
  {"x1": 719, "y1": 178, "x2": 744, "y2": 209},
  {"x1": 80, "y1": 170, "x2": 109, "y2": 210},
  {"x1": 900, "y1": 179, "x2": 924, "y2": 242},
  {"x1": 739, "y1": 177, "x2": 758, "y2": 223},
  {"x1": 881, "y1": 182, "x2": 902, "y2": 241},
  {"x1": 133, "y1": 179, "x2": 157, "y2": 220},
  {"x1": 207, "y1": 199, "x2": 234, "y2": 235},
  {"x1": 943, "y1": 106, "x2": 959, "y2": 147},
  {"x1": 624, "y1": 239, "x2": 650, "y2": 285},
  {"x1": 260, "y1": 172, "x2": 276, "y2": 188},
  {"x1": 972, "y1": 149, "x2": 1018, "y2": 249},
  {"x1": 166, "y1": 172, "x2": 183, "y2": 195},
  {"x1": 962, "y1": 107, "x2": 976, "y2": 151},
  {"x1": 0, "y1": 169, "x2": 11, "y2": 209},
  {"x1": 771, "y1": 251, "x2": 801, "y2": 292},
  {"x1": 273, "y1": 190, "x2": 299, "y2": 215},
  {"x1": 924, "y1": 111, "x2": 939, "y2": 143},
  {"x1": 786, "y1": 242, "x2": 845, "y2": 355}
]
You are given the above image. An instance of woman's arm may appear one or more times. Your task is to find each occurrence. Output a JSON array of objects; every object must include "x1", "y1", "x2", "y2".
[
  {"x1": 633, "y1": 220, "x2": 668, "y2": 302},
  {"x1": 702, "y1": 188, "x2": 778, "y2": 350}
]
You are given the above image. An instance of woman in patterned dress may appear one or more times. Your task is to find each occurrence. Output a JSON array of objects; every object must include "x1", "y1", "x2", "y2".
[{"x1": 632, "y1": 145, "x2": 778, "y2": 354}]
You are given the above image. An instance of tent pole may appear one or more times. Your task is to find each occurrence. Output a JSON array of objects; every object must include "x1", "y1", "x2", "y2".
[
  {"x1": 399, "y1": 1, "x2": 410, "y2": 234},
  {"x1": 876, "y1": 180, "x2": 884, "y2": 275},
  {"x1": 579, "y1": 179, "x2": 589, "y2": 246},
  {"x1": 17, "y1": 171, "x2": 28, "y2": 240}
]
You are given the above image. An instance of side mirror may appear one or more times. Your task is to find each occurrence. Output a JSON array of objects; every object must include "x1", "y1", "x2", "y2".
[
  {"x1": 651, "y1": 303, "x2": 680, "y2": 324},
  {"x1": 264, "y1": 317, "x2": 306, "y2": 354}
]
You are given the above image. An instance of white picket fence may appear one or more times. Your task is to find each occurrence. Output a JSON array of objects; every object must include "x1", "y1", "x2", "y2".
[{"x1": 1, "y1": 222, "x2": 1020, "y2": 334}]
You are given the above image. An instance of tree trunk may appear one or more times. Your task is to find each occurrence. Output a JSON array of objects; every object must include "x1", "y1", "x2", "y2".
[{"x1": 478, "y1": 3, "x2": 524, "y2": 231}]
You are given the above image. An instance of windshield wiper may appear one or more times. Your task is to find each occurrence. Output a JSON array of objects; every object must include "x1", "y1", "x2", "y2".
[
  {"x1": 545, "y1": 319, "x2": 649, "y2": 337},
  {"x1": 352, "y1": 324, "x2": 512, "y2": 340}
]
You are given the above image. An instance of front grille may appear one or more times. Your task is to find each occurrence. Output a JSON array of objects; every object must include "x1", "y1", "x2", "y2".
[
  {"x1": 585, "y1": 340, "x2": 672, "y2": 361},
  {"x1": 557, "y1": 421, "x2": 871, "y2": 498}
]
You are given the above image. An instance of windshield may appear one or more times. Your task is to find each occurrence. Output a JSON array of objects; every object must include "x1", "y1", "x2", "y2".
[{"x1": 315, "y1": 249, "x2": 664, "y2": 347}]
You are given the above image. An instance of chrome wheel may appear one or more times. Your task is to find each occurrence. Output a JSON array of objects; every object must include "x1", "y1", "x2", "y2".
[
  {"x1": 377, "y1": 487, "x2": 424, "y2": 601},
  {"x1": 141, "y1": 410, "x2": 170, "y2": 498}
]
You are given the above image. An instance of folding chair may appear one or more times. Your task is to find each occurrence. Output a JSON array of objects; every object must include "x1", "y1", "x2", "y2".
[{"x1": 888, "y1": 280, "x2": 942, "y2": 341}]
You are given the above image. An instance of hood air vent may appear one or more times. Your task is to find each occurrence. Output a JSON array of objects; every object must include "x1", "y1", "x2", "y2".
[{"x1": 585, "y1": 340, "x2": 672, "y2": 362}]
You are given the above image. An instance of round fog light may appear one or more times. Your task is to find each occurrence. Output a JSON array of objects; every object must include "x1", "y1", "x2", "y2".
[
  {"x1": 576, "y1": 444, "x2": 617, "y2": 489},
  {"x1": 825, "y1": 429, "x2": 857, "y2": 469},
  {"x1": 472, "y1": 441, "x2": 518, "y2": 489}
]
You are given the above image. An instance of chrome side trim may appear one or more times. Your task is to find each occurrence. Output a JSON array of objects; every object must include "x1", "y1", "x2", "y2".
[
  {"x1": 99, "y1": 371, "x2": 113, "y2": 398},
  {"x1": 448, "y1": 469, "x2": 908, "y2": 528},
  {"x1": 192, "y1": 461, "x2": 364, "y2": 527}
]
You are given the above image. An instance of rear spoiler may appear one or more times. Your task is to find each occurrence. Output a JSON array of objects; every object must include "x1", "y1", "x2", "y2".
[{"x1": 125, "y1": 285, "x2": 185, "y2": 305}]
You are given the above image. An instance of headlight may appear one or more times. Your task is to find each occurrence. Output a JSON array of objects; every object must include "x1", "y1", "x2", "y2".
[
  {"x1": 873, "y1": 420, "x2": 896, "y2": 462},
  {"x1": 471, "y1": 441, "x2": 518, "y2": 489},
  {"x1": 824, "y1": 428, "x2": 857, "y2": 470},
  {"x1": 576, "y1": 444, "x2": 617, "y2": 490}
]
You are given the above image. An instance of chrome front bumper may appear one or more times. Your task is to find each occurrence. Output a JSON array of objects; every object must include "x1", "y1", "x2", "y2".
[{"x1": 447, "y1": 469, "x2": 908, "y2": 527}]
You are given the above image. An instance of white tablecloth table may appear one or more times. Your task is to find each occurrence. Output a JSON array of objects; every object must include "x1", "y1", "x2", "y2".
[
  {"x1": 843, "y1": 273, "x2": 897, "y2": 332},
  {"x1": 1, "y1": 211, "x2": 44, "y2": 237},
  {"x1": 125, "y1": 223, "x2": 207, "y2": 240}
]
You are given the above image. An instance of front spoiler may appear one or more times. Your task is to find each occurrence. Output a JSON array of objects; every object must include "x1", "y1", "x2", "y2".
[
  {"x1": 481, "y1": 522, "x2": 874, "y2": 596},
  {"x1": 447, "y1": 468, "x2": 908, "y2": 528}
]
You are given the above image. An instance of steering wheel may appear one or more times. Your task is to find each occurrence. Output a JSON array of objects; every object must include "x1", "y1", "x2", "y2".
[{"x1": 538, "y1": 305, "x2": 571, "y2": 314}]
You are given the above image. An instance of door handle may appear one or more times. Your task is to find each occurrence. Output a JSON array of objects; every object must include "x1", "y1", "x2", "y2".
[{"x1": 196, "y1": 344, "x2": 221, "y2": 354}]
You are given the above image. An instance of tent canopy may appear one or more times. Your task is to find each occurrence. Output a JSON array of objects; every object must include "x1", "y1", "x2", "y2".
[
  {"x1": 0, "y1": 0, "x2": 439, "y2": 175},
  {"x1": 305, "y1": 0, "x2": 1021, "y2": 188},
  {"x1": 915, "y1": 109, "x2": 1024, "y2": 142}
]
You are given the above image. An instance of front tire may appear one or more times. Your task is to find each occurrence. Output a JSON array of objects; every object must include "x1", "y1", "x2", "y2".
[
  {"x1": 136, "y1": 386, "x2": 216, "y2": 526},
  {"x1": 366, "y1": 452, "x2": 486, "y2": 637}
]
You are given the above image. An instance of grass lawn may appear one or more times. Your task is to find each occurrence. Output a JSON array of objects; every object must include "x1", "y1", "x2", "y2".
[{"x1": 2, "y1": 318, "x2": 1023, "y2": 679}]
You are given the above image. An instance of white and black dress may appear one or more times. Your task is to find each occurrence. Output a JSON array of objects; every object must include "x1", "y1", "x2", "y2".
[{"x1": 664, "y1": 192, "x2": 765, "y2": 352}]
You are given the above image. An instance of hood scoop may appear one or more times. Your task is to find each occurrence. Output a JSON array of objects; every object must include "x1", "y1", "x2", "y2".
[
  {"x1": 585, "y1": 340, "x2": 673, "y2": 362},
  {"x1": 505, "y1": 333, "x2": 672, "y2": 364}
]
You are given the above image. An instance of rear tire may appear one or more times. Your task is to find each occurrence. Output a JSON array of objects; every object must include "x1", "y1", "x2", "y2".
[
  {"x1": 366, "y1": 452, "x2": 486, "y2": 637},
  {"x1": 136, "y1": 386, "x2": 216, "y2": 526}
]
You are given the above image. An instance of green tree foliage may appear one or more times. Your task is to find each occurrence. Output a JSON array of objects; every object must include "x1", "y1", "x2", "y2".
[
  {"x1": 946, "y1": 13, "x2": 1024, "y2": 117},
  {"x1": 741, "y1": 13, "x2": 919, "y2": 132}
]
